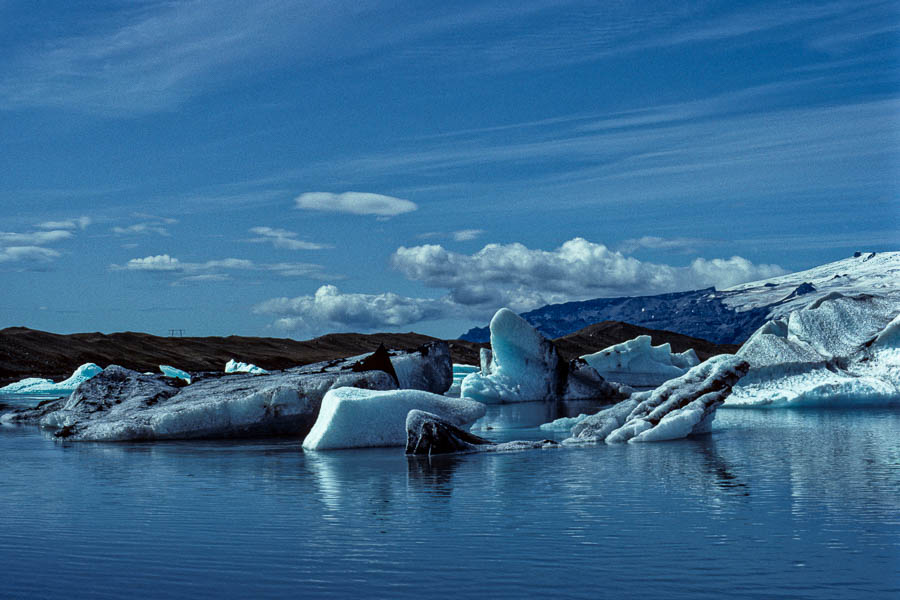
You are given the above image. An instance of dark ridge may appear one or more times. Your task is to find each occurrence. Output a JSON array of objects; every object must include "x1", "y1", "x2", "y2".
[
  {"x1": 551, "y1": 321, "x2": 739, "y2": 362},
  {"x1": 0, "y1": 327, "x2": 486, "y2": 387}
]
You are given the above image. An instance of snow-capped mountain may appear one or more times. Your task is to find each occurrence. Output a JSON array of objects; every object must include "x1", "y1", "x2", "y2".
[{"x1": 460, "y1": 251, "x2": 900, "y2": 344}]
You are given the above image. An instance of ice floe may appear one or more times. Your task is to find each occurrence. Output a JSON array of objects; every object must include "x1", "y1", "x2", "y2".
[
  {"x1": 460, "y1": 308, "x2": 625, "y2": 404},
  {"x1": 727, "y1": 293, "x2": 900, "y2": 407},
  {"x1": 160, "y1": 364, "x2": 191, "y2": 384},
  {"x1": 225, "y1": 359, "x2": 269, "y2": 375},
  {"x1": 302, "y1": 388, "x2": 486, "y2": 450},
  {"x1": 563, "y1": 355, "x2": 749, "y2": 444},
  {"x1": 0, "y1": 363, "x2": 103, "y2": 394},
  {"x1": 405, "y1": 410, "x2": 557, "y2": 456},
  {"x1": 580, "y1": 335, "x2": 699, "y2": 388}
]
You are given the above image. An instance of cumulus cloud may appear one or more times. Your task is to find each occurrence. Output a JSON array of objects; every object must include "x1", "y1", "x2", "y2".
[
  {"x1": 253, "y1": 285, "x2": 453, "y2": 334},
  {"x1": 38, "y1": 216, "x2": 92, "y2": 230},
  {"x1": 247, "y1": 227, "x2": 332, "y2": 250},
  {"x1": 392, "y1": 237, "x2": 786, "y2": 311},
  {"x1": 254, "y1": 237, "x2": 786, "y2": 332},
  {"x1": 295, "y1": 192, "x2": 417, "y2": 217}
]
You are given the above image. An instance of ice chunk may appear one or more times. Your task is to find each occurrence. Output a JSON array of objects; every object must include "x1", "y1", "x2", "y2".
[
  {"x1": 225, "y1": 359, "x2": 269, "y2": 375},
  {"x1": 580, "y1": 335, "x2": 700, "y2": 388},
  {"x1": 564, "y1": 355, "x2": 749, "y2": 444},
  {"x1": 0, "y1": 363, "x2": 103, "y2": 394},
  {"x1": 405, "y1": 410, "x2": 558, "y2": 456},
  {"x1": 160, "y1": 364, "x2": 191, "y2": 384},
  {"x1": 14, "y1": 351, "x2": 399, "y2": 440},
  {"x1": 728, "y1": 294, "x2": 900, "y2": 407},
  {"x1": 302, "y1": 388, "x2": 486, "y2": 450},
  {"x1": 461, "y1": 308, "x2": 623, "y2": 404},
  {"x1": 445, "y1": 364, "x2": 479, "y2": 397},
  {"x1": 387, "y1": 341, "x2": 452, "y2": 393}
]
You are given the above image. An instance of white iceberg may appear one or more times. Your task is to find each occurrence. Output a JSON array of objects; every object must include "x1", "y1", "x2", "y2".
[
  {"x1": 225, "y1": 359, "x2": 269, "y2": 375},
  {"x1": 461, "y1": 308, "x2": 623, "y2": 404},
  {"x1": 580, "y1": 335, "x2": 699, "y2": 388},
  {"x1": 564, "y1": 354, "x2": 749, "y2": 444},
  {"x1": 159, "y1": 364, "x2": 191, "y2": 384},
  {"x1": 446, "y1": 364, "x2": 479, "y2": 397},
  {"x1": 727, "y1": 294, "x2": 900, "y2": 407},
  {"x1": 387, "y1": 342, "x2": 452, "y2": 393},
  {"x1": 0, "y1": 363, "x2": 103, "y2": 394},
  {"x1": 302, "y1": 387, "x2": 486, "y2": 450}
]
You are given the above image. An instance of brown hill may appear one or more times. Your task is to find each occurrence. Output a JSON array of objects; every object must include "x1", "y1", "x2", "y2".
[
  {"x1": 553, "y1": 321, "x2": 739, "y2": 362},
  {"x1": 0, "y1": 321, "x2": 738, "y2": 387}
]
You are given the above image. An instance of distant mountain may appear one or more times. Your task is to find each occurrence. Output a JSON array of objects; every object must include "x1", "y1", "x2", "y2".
[{"x1": 460, "y1": 251, "x2": 900, "y2": 344}]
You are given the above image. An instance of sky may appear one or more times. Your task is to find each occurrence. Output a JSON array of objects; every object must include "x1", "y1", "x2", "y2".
[{"x1": 1, "y1": 0, "x2": 897, "y2": 340}]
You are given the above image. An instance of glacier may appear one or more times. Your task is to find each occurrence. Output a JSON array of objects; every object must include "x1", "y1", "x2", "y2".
[
  {"x1": 727, "y1": 293, "x2": 900, "y2": 407},
  {"x1": 563, "y1": 355, "x2": 749, "y2": 444},
  {"x1": 0, "y1": 363, "x2": 103, "y2": 394},
  {"x1": 460, "y1": 308, "x2": 626, "y2": 404},
  {"x1": 302, "y1": 388, "x2": 486, "y2": 450},
  {"x1": 225, "y1": 359, "x2": 270, "y2": 375},
  {"x1": 580, "y1": 335, "x2": 699, "y2": 388}
]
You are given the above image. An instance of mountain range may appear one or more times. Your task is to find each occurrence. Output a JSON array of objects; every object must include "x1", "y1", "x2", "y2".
[{"x1": 461, "y1": 251, "x2": 900, "y2": 344}]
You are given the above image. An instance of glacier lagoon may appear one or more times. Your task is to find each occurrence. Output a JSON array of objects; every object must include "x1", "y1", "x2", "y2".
[{"x1": 1, "y1": 399, "x2": 898, "y2": 600}]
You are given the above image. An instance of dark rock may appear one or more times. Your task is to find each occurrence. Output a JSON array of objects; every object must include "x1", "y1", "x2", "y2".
[{"x1": 405, "y1": 410, "x2": 559, "y2": 456}]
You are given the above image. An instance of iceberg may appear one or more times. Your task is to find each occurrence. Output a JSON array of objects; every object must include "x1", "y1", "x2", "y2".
[
  {"x1": 225, "y1": 359, "x2": 269, "y2": 375},
  {"x1": 446, "y1": 364, "x2": 479, "y2": 397},
  {"x1": 405, "y1": 410, "x2": 558, "y2": 456},
  {"x1": 564, "y1": 355, "x2": 749, "y2": 444},
  {"x1": 302, "y1": 388, "x2": 486, "y2": 451},
  {"x1": 460, "y1": 308, "x2": 625, "y2": 404},
  {"x1": 580, "y1": 335, "x2": 699, "y2": 388},
  {"x1": 387, "y1": 342, "x2": 452, "y2": 394},
  {"x1": 727, "y1": 294, "x2": 900, "y2": 407},
  {"x1": 160, "y1": 364, "x2": 191, "y2": 384},
  {"x1": 0, "y1": 363, "x2": 103, "y2": 394}
]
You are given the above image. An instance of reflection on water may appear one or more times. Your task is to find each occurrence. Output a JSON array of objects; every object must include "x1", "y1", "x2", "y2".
[{"x1": 1, "y1": 407, "x2": 898, "y2": 599}]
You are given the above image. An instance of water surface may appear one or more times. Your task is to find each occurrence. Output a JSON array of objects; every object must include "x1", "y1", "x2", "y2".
[{"x1": 1, "y1": 406, "x2": 897, "y2": 599}]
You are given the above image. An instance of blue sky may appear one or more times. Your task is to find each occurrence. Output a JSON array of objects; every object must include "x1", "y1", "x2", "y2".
[{"x1": 1, "y1": 0, "x2": 897, "y2": 339}]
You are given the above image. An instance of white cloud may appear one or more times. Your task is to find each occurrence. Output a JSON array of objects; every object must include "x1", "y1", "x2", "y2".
[
  {"x1": 110, "y1": 254, "x2": 333, "y2": 282},
  {"x1": 295, "y1": 192, "x2": 417, "y2": 217},
  {"x1": 0, "y1": 230, "x2": 73, "y2": 245},
  {"x1": 254, "y1": 237, "x2": 787, "y2": 333},
  {"x1": 0, "y1": 246, "x2": 62, "y2": 264},
  {"x1": 253, "y1": 285, "x2": 452, "y2": 334},
  {"x1": 112, "y1": 223, "x2": 171, "y2": 236},
  {"x1": 248, "y1": 227, "x2": 332, "y2": 250},
  {"x1": 452, "y1": 229, "x2": 485, "y2": 242},
  {"x1": 38, "y1": 216, "x2": 92, "y2": 230},
  {"x1": 618, "y1": 236, "x2": 711, "y2": 254},
  {"x1": 391, "y1": 237, "x2": 786, "y2": 312}
]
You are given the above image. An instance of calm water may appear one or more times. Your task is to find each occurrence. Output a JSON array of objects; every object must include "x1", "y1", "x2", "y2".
[{"x1": 0, "y1": 403, "x2": 898, "y2": 600}]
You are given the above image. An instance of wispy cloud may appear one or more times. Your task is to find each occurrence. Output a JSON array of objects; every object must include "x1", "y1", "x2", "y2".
[
  {"x1": 37, "y1": 216, "x2": 92, "y2": 230},
  {"x1": 618, "y1": 236, "x2": 713, "y2": 254},
  {"x1": 295, "y1": 191, "x2": 417, "y2": 217},
  {"x1": 110, "y1": 253, "x2": 336, "y2": 284},
  {"x1": 0, "y1": 223, "x2": 82, "y2": 268},
  {"x1": 247, "y1": 226, "x2": 332, "y2": 250},
  {"x1": 417, "y1": 229, "x2": 486, "y2": 242},
  {"x1": 111, "y1": 214, "x2": 178, "y2": 237}
]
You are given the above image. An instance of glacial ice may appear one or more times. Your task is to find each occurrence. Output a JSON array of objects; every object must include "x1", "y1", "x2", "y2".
[
  {"x1": 446, "y1": 364, "x2": 479, "y2": 397},
  {"x1": 0, "y1": 363, "x2": 103, "y2": 394},
  {"x1": 460, "y1": 308, "x2": 623, "y2": 404},
  {"x1": 225, "y1": 359, "x2": 269, "y2": 375},
  {"x1": 387, "y1": 342, "x2": 452, "y2": 394},
  {"x1": 160, "y1": 364, "x2": 191, "y2": 384},
  {"x1": 302, "y1": 388, "x2": 486, "y2": 450},
  {"x1": 580, "y1": 335, "x2": 699, "y2": 388},
  {"x1": 405, "y1": 410, "x2": 558, "y2": 456},
  {"x1": 564, "y1": 355, "x2": 749, "y2": 444},
  {"x1": 23, "y1": 362, "x2": 398, "y2": 441},
  {"x1": 727, "y1": 294, "x2": 900, "y2": 407}
]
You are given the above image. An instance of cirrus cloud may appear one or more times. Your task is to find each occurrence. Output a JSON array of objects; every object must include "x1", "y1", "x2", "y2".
[
  {"x1": 295, "y1": 192, "x2": 417, "y2": 217},
  {"x1": 247, "y1": 227, "x2": 332, "y2": 250}
]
